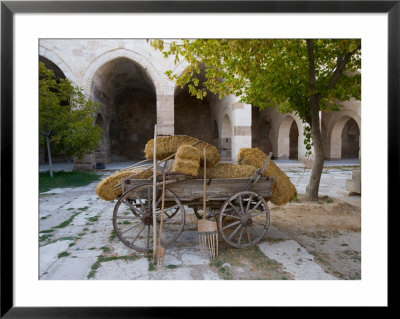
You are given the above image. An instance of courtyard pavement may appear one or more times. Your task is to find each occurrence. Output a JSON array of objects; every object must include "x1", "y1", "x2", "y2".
[{"x1": 39, "y1": 160, "x2": 360, "y2": 280}]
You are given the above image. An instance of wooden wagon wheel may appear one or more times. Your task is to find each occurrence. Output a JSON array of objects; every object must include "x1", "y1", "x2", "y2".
[
  {"x1": 113, "y1": 182, "x2": 186, "y2": 252},
  {"x1": 218, "y1": 191, "x2": 270, "y2": 248}
]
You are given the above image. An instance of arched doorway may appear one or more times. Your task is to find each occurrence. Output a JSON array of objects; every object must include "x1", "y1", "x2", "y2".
[
  {"x1": 92, "y1": 57, "x2": 156, "y2": 161},
  {"x1": 251, "y1": 112, "x2": 274, "y2": 154},
  {"x1": 341, "y1": 118, "x2": 360, "y2": 158},
  {"x1": 277, "y1": 115, "x2": 299, "y2": 159},
  {"x1": 39, "y1": 56, "x2": 66, "y2": 80},
  {"x1": 289, "y1": 120, "x2": 299, "y2": 159},
  {"x1": 330, "y1": 115, "x2": 360, "y2": 159},
  {"x1": 221, "y1": 115, "x2": 232, "y2": 161}
]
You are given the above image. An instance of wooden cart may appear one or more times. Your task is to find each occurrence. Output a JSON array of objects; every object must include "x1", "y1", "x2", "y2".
[{"x1": 112, "y1": 157, "x2": 274, "y2": 252}]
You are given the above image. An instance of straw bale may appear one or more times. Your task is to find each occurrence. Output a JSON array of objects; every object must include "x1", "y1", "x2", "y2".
[
  {"x1": 237, "y1": 148, "x2": 297, "y2": 206},
  {"x1": 197, "y1": 162, "x2": 257, "y2": 179},
  {"x1": 96, "y1": 168, "x2": 153, "y2": 201},
  {"x1": 170, "y1": 144, "x2": 201, "y2": 177},
  {"x1": 171, "y1": 158, "x2": 200, "y2": 177},
  {"x1": 175, "y1": 144, "x2": 202, "y2": 161},
  {"x1": 144, "y1": 135, "x2": 220, "y2": 168}
]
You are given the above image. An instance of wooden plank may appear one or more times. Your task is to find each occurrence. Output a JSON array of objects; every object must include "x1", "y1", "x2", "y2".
[{"x1": 122, "y1": 177, "x2": 274, "y2": 201}]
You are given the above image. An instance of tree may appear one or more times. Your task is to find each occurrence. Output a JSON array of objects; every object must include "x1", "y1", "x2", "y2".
[
  {"x1": 151, "y1": 39, "x2": 361, "y2": 201},
  {"x1": 39, "y1": 62, "x2": 103, "y2": 177}
]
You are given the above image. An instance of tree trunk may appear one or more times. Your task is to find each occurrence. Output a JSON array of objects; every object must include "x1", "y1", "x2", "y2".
[
  {"x1": 305, "y1": 100, "x2": 324, "y2": 201},
  {"x1": 45, "y1": 134, "x2": 54, "y2": 177}
]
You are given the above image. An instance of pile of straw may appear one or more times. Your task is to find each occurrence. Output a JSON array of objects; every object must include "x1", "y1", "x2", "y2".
[
  {"x1": 171, "y1": 145, "x2": 201, "y2": 177},
  {"x1": 197, "y1": 162, "x2": 257, "y2": 179},
  {"x1": 96, "y1": 168, "x2": 153, "y2": 201},
  {"x1": 237, "y1": 148, "x2": 297, "y2": 206},
  {"x1": 144, "y1": 135, "x2": 220, "y2": 168}
]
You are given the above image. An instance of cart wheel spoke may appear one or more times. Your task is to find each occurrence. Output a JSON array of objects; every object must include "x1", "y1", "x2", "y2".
[
  {"x1": 248, "y1": 200, "x2": 263, "y2": 215},
  {"x1": 237, "y1": 227, "x2": 244, "y2": 246},
  {"x1": 228, "y1": 202, "x2": 241, "y2": 215},
  {"x1": 228, "y1": 224, "x2": 243, "y2": 241},
  {"x1": 245, "y1": 193, "x2": 253, "y2": 213},
  {"x1": 221, "y1": 220, "x2": 241, "y2": 231},
  {"x1": 130, "y1": 224, "x2": 145, "y2": 242},
  {"x1": 238, "y1": 194, "x2": 245, "y2": 213},
  {"x1": 246, "y1": 227, "x2": 251, "y2": 243},
  {"x1": 120, "y1": 221, "x2": 144, "y2": 235}
]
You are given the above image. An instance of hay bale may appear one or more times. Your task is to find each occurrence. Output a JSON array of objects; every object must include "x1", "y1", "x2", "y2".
[
  {"x1": 237, "y1": 148, "x2": 297, "y2": 206},
  {"x1": 95, "y1": 168, "x2": 153, "y2": 201},
  {"x1": 171, "y1": 145, "x2": 201, "y2": 177},
  {"x1": 197, "y1": 162, "x2": 257, "y2": 179},
  {"x1": 144, "y1": 135, "x2": 220, "y2": 168}
]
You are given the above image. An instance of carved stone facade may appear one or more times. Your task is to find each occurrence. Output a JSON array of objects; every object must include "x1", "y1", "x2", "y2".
[{"x1": 39, "y1": 39, "x2": 361, "y2": 168}]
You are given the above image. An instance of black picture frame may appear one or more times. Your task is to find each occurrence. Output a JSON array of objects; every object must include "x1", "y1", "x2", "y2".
[{"x1": 1, "y1": 1, "x2": 394, "y2": 317}]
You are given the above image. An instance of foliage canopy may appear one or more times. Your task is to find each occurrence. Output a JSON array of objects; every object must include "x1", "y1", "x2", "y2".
[
  {"x1": 39, "y1": 62, "x2": 102, "y2": 159},
  {"x1": 151, "y1": 39, "x2": 361, "y2": 123}
]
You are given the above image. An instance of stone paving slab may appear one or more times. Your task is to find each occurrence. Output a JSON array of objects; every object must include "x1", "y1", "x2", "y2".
[{"x1": 258, "y1": 240, "x2": 337, "y2": 280}]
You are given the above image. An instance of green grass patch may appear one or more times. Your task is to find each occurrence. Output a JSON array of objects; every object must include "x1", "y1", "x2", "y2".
[
  {"x1": 68, "y1": 242, "x2": 76, "y2": 247},
  {"x1": 39, "y1": 170, "x2": 101, "y2": 193},
  {"x1": 87, "y1": 255, "x2": 138, "y2": 279},
  {"x1": 52, "y1": 212, "x2": 80, "y2": 229},
  {"x1": 39, "y1": 234, "x2": 53, "y2": 241},
  {"x1": 40, "y1": 229, "x2": 55, "y2": 234},
  {"x1": 59, "y1": 236, "x2": 75, "y2": 241},
  {"x1": 109, "y1": 230, "x2": 116, "y2": 241},
  {"x1": 78, "y1": 206, "x2": 89, "y2": 212},
  {"x1": 100, "y1": 246, "x2": 110, "y2": 253},
  {"x1": 148, "y1": 262, "x2": 155, "y2": 271},
  {"x1": 57, "y1": 251, "x2": 70, "y2": 258},
  {"x1": 166, "y1": 264, "x2": 178, "y2": 269},
  {"x1": 87, "y1": 215, "x2": 99, "y2": 222}
]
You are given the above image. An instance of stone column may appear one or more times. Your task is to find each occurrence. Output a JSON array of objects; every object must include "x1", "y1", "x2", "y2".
[
  {"x1": 156, "y1": 86, "x2": 175, "y2": 135},
  {"x1": 231, "y1": 102, "x2": 252, "y2": 162}
]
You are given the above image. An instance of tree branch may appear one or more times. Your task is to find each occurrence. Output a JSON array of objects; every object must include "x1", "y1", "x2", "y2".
[{"x1": 327, "y1": 43, "x2": 361, "y2": 90}]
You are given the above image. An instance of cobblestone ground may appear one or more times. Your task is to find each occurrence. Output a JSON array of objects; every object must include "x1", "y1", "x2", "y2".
[{"x1": 39, "y1": 166, "x2": 360, "y2": 280}]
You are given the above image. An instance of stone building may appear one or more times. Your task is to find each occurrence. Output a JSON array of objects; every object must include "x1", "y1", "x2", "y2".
[{"x1": 39, "y1": 39, "x2": 361, "y2": 169}]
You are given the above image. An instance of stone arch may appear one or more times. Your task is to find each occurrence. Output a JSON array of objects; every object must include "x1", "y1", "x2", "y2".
[
  {"x1": 91, "y1": 57, "x2": 157, "y2": 161},
  {"x1": 277, "y1": 114, "x2": 301, "y2": 159},
  {"x1": 39, "y1": 45, "x2": 76, "y2": 83},
  {"x1": 82, "y1": 48, "x2": 163, "y2": 97},
  {"x1": 220, "y1": 114, "x2": 232, "y2": 161},
  {"x1": 330, "y1": 114, "x2": 360, "y2": 159},
  {"x1": 252, "y1": 110, "x2": 275, "y2": 157}
]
